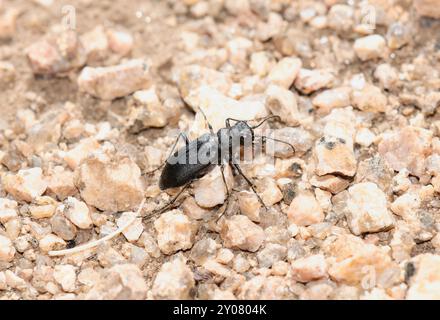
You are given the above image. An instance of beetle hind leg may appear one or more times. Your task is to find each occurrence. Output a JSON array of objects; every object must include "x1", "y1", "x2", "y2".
[{"x1": 232, "y1": 163, "x2": 267, "y2": 210}]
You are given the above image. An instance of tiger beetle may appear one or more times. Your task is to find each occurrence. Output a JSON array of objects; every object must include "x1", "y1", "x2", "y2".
[{"x1": 148, "y1": 110, "x2": 295, "y2": 216}]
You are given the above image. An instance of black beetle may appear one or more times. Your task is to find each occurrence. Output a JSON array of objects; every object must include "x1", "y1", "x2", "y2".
[{"x1": 155, "y1": 111, "x2": 295, "y2": 211}]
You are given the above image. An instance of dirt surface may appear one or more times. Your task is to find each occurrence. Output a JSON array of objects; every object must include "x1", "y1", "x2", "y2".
[{"x1": 1, "y1": 0, "x2": 440, "y2": 300}]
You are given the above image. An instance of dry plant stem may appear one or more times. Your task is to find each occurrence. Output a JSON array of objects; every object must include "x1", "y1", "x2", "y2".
[{"x1": 48, "y1": 198, "x2": 146, "y2": 257}]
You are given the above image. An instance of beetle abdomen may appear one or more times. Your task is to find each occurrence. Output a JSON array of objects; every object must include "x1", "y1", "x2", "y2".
[{"x1": 159, "y1": 162, "x2": 214, "y2": 190}]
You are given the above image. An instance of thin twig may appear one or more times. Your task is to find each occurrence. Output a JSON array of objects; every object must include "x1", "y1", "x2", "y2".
[{"x1": 48, "y1": 199, "x2": 146, "y2": 257}]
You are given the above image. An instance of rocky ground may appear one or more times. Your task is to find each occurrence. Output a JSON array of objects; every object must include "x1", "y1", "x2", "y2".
[{"x1": 0, "y1": 0, "x2": 440, "y2": 300}]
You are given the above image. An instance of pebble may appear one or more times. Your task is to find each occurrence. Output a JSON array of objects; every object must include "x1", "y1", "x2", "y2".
[
  {"x1": 267, "y1": 57, "x2": 302, "y2": 89},
  {"x1": 80, "y1": 25, "x2": 109, "y2": 62},
  {"x1": 154, "y1": 210, "x2": 196, "y2": 255},
  {"x1": 152, "y1": 258, "x2": 195, "y2": 299},
  {"x1": 39, "y1": 234, "x2": 66, "y2": 252},
  {"x1": 181, "y1": 197, "x2": 209, "y2": 220},
  {"x1": 53, "y1": 265, "x2": 77, "y2": 293},
  {"x1": 0, "y1": 234, "x2": 15, "y2": 262},
  {"x1": 64, "y1": 197, "x2": 93, "y2": 229},
  {"x1": 354, "y1": 35, "x2": 386, "y2": 61},
  {"x1": 232, "y1": 254, "x2": 250, "y2": 273},
  {"x1": 216, "y1": 248, "x2": 234, "y2": 265},
  {"x1": 351, "y1": 84, "x2": 387, "y2": 113},
  {"x1": 238, "y1": 275, "x2": 289, "y2": 300},
  {"x1": 414, "y1": 0, "x2": 440, "y2": 19},
  {"x1": 294, "y1": 68, "x2": 335, "y2": 94},
  {"x1": 0, "y1": 61, "x2": 15, "y2": 85},
  {"x1": 378, "y1": 126, "x2": 433, "y2": 177},
  {"x1": 265, "y1": 84, "x2": 299, "y2": 126},
  {"x1": 190, "y1": 238, "x2": 218, "y2": 265},
  {"x1": 64, "y1": 138, "x2": 101, "y2": 170},
  {"x1": 355, "y1": 128, "x2": 376, "y2": 147},
  {"x1": 346, "y1": 182, "x2": 395, "y2": 235},
  {"x1": 77, "y1": 59, "x2": 151, "y2": 100},
  {"x1": 50, "y1": 211, "x2": 77, "y2": 241},
  {"x1": 220, "y1": 215, "x2": 265, "y2": 252},
  {"x1": 312, "y1": 87, "x2": 352, "y2": 114},
  {"x1": 386, "y1": 22, "x2": 410, "y2": 50},
  {"x1": 238, "y1": 190, "x2": 261, "y2": 223},
  {"x1": 46, "y1": 166, "x2": 77, "y2": 200},
  {"x1": 310, "y1": 174, "x2": 350, "y2": 194},
  {"x1": 326, "y1": 234, "x2": 399, "y2": 287},
  {"x1": 258, "y1": 178, "x2": 283, "y2": 206},
  {"x1": 203, "y1": 259, "x2": 233, "y2": 279},
  {"x1": 117, "y1": 212, "x2": 144, "y2": 242},
  {"x1": 249, "y1": 51, "x2": 274, "y2": 77},
  {"x1": 0, "y1": 198, "x2": 18, "y2": 224},
  {"x1": 3, "y1": 167, "x2": 48, "y2": 202},
  {"x1": 291, "y1": 254, "x2": 328, "y2": 283},
  {"x1": 327, "y1": 4, "x2": 354, "y2": 33},
  {"x1": 26, "y1": 30, "x2": 86, "y2": 75},
  {"x1": 257, "y1": 243, "x2": 287, "y2": 268},
  {"x1": 407, "y1": 254, "x2": 440, "y2": 299},
  {"x1": 0, "y1": 8, "x2": 19, "y2": 39},
  {"x1": 85, "y1": 264, "x2": 147, "y2": 299},
  {"x1": 76, "y1": 156, "x2": 144, "y2": 212},
  {"x1": 128, "y1": 88, "x2": 169, "y2": 130},
  {"x1": 107, "y1": 29, "x2": 134, "y2": 56},
  {"x1": 374, "y1": 64, "x2": 398, "y2": 90},
  {"x1": 287, "y1": 191, "x2": 324, "y2": 226},
  {"x1": 193, "y1": 166, "x2": 233, "y2": 208},
  {"x1": 29, "y1": 196, "x2": 57, "y2": 219}
]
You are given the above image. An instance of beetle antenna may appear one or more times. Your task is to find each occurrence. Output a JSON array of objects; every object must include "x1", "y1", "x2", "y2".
[
  {"x1": 255, "y1": 135, "x2": 295, "y2": 153},
  {"x1": 251, "y1": 115, "x2": 281, "y2": 129}
]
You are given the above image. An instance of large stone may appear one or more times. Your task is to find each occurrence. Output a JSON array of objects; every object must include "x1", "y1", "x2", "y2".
[
  {"x1": 77, "y1": 59, "x2": 151, "y2": 100},
  {"x1": 85, "y1": 264, "x2": 147, "y2": 300},
  {"x1": 220, "y1": 215, "x2": 265, "y2": 252},
  {"x1": 346, "y1": 182, "x2": 395, "y2": 235},
  {"x1": 75, "y1": 156, "x2": 144, "y2": 212},
  {"x1": 3, "y1": 167, "x2": 48, "y2": 202},
  {"x1": 378, "y1": 126, "x2": 433, "y2": 177},
  {"x1": 152, "y1": 258, "x2": 195, "y2": 300}
]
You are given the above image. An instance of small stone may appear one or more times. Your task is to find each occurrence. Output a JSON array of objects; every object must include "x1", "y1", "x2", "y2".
[
  {"x1": 238, "y1": 275, "x2": 289, "y2": 299},
  {"x1": 181, "y1": 196, "x2": 209, "y2": 220},
  {"x1": 249, "y1": 51, "x2": 274, "y2": 77},
  {"x1": 128, "y1": 88, "x2": 169, "y2": 130},
  {"x1": 291, "y1": 254, "x2": 328, "y2": 282},
  {"x1": 314, "y1": 136, "x2": 357, "y2": 177},
  {"x1": 0, "y1": 235, "x2": 15, "y2": 262},
  {"x1": 354, "y1": 35, "x2": 386, "y2": 61},
  {"x1": 39, "y1": 234, "x2": 66, "y2": 252},
  {"x1": 64, "y1": 138, "x2": 101, "y2": 170},
  {"x1": 216, "y1": 248, "x2": 234, "y2": 265},
  {"x1": 346, "y1": 182, "x2": 395, "y2": 235},
  {"x1": 190, "y1": 238, "x2": 218, "y2": 265},
  {"x1": 294, "y1": 68, "x2": 335, "y2": 94},
  {"x1": 0, "y1": 61, "x2": 15, "y2": 85},
  {"x1": 85, "y1": 264, "x2": 147, "y2": 300},
  {"x1": 80, "y1": 25, "x2": 109, "y2": 62},
  {"x1": 407, "y1": 254, "x2": 440, "y2": 299},
  {"x1": 0, "y1": 198, "x2": 18, "y2": 224},
  {"x1": 5, "y1": 271, "x2": 27, "y2": 291},
  {"x1": 351, "y1": 84, "x2": 387, "y2": 113},
  {"x1": 273, "y1": 127, "x2": 314, "y2": 157},
  {"x1": 374, "y1": 64, "x2": 398, "y2": 90},
  {"x1": 327, "y1": 4, "x2": 354, "y2": 33},
  {"x1": 203, "y1": 259, "x2": 233, "y2": 278},
  {"x1": 0, "y1": 9, "x2": 19, "y2": 40},
  {"x1": 267, "y1": 57, "x2": 302, "y2": 89},
  {"x1": 265, "y1": 84, "x2": 299, "y2": 126},
  {"x1": 117, "y1": 212, "x2": 144, "y2": 242},
  {"x1": 355, "y1": 128, "x2": 376, "y2": 147},
  {"x1": 326, "y1": 234, "x2": 399, "y2": 286},
  {"x1": 152, "y1": 258, "x2": 195, "y2": 300},
  {"x1": 220, "y1": 215, "x2": 265, "y2": 252},
  {"x1": 46, "y1": 166, "x2": 77, "y2": 200},
  {"x1": 258, "y1": 178, "x2": 283, "y2": 206},
  {"x1": 26, "y1": 30, "x2": 86, "y2": 75},
  {"x1": 386, "y1": 22, "x2": 410, "y2": 50},
  {"x1": 53, "y1": 265, "x2": 76, "y2": 293},
  {"x1": 50, "y1": 211, "x2": 77, "y2": 241},
  {"x1": 378, "y1": 126, "x2": 433, "y2": 177},
  {"x1": 310, "y1": 174, "x2": 350, "y2": 194},
  {"x1": 232, "y1": 254, "x2": 250, "y2": 273},
  {"x1": 154, "y1": 210, "x2": 196, "y2": 255},
  {"x1": 257, "y1": 243, "x2": 287, "y2": 268},
  {"x1": 414, "y1": 0, "x2": 440, "y2": 19},
  {"x1": 64, "y1": 197, "x2": 93, "y2": 229},
  {"x1": 193, "y1": 166, "x2": 233, "y2": 208},
  {"x1": 29, "y1": 196, "x2": 57, "y2": 219},
  {"x1": 312, "y1": 87, "x2": 351, "y2": 114},
  {"x1": 3, "y1": 167, "x2": 48, "y2": 202},
  {"x1": 107, "y1": 29, "x2": 134, "y2": 56},
  {"x1": 287, "y1": 191, "x2": 324, "y2": 226},
  {"x1": 77, "y1": 59, "x2": 151, "y2": 100},
  {"x1": 76, "y1": 156, "x2": 144, "y2": 212},
  {"x1": 238, "y1": 190, "x2": 261, "y2": 223}
]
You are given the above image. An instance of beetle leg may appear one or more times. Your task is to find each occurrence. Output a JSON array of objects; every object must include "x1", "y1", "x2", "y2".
[
  {"x1": 232, "y1": 163, "x2": 267, "y2": 210},
  {"x1": 198, "y1": 107, "x2": 215, "y2": 135},
  {"x1": 220, "y1": 164, "x2": 230, "y2": 197},
  {"x1": 143, "y1": 132, "x2": 190, "y2": 175}
]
